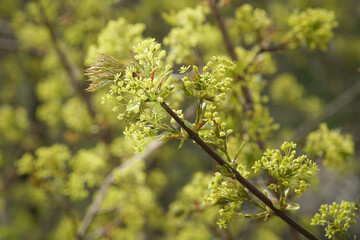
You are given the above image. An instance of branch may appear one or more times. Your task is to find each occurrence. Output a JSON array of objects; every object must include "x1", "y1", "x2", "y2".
[
  {"x1": 37, "y1": 2, "x2": 115, "y2": 144},
  {"x1": 208, "y1": 0, "x2": 237, "y2": 61},
  {"x1": 160, "y1": 101, "x2": 319, "y2": 240},
  {"x1": 208, "y1": 0, "x2": 270, "y2": 151},
  {"x1": 37, "y1": 3, "x2": 96, "y2": 119},
  {"x1": 295, "y1": 79, "x2": 360, "y2": 138},
  {"x1": 208, "y1": 0, "x2": 253, "y2": 103},
  {"x1": 75, "y1": 139, "x2": 165, "y2": 240},
  {"x1": 75, "y1": 104, "x2": 196, "y2": 239}
]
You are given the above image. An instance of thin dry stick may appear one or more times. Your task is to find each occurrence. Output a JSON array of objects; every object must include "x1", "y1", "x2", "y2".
[
  {"x1": 75, "y1": 139, "x2": 165, "y2": 240},
  {"x1": 75, "y1": 105, "x2": 196, "y2": 240},
  {"x1": 160, "y1": 101, "x2": 319, "y2": 240},
  {"x1": 295, "y1": 79, "x2": 360, "y2": 138},
  {"x1": 37, "y1": 2, "x2": 96, "y2": 119},
  {"x1": 37, "y1": 2, "x2": 115, "y2": 146}
]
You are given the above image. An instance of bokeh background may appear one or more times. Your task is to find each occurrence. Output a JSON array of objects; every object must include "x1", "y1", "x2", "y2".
[{"x1": 0, "y1": 0, "x2": 359, "y2": 239}]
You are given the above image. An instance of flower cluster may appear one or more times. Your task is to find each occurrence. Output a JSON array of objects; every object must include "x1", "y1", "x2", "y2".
[
  {"x1": 204, "y1": 171, "x2": 251, "y2": 229},
  {"x1": 87, "y1": 39, "x2": 175, "y2": 152},
  {"x1": 0, "y1": 105, "x2": 29, "y2": 145},
  {"x1": 62, "y1": 97, "x2": 94, "y2": 133},
  {"x1": 180, "y1": 56, "x2": 235, "y2": 102},
  {"x1": 305, "y1": 123, "x2": 354, "y2": 170},
  {"x1": 233, "y1": 4, "x2": 272, "y2": 45},
  {"x1": 196, "y1": 103, "x2": 233, "y2": 151},
  {"x1": 235, "y1": 4, "x2": 271, "y2": 32},
  {"x1": 17, "y1": 144, "x2": 107, "y2": 201},
  {"x1": 86, "y1": 17, "x2": 145, "y2": 64},
  {"x1": 311, "y1": 201, "x2": 358, "y2": 239},
  {"x1": 253, "y1": 142, "x2": 318, "y2": 208},
  {"x1": 163, "y1": 6, "x2": 210, "y2": 64},
  {"x1": 109, "y1": 39, "x2": 173, "y2": 104},
  {"x1": 286, "y1": 8, "x2": 338, "y2": 50}
]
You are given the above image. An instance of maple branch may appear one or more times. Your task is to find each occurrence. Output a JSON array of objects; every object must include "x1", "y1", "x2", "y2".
[{"x1": 160, "y1": 101, "x2": 319, "y2": 240}]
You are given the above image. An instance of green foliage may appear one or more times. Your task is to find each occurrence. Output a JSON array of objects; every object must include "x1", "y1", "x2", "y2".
[
  {"x1": 86, "y1": 18, "x2": 145, "y2": 64},
  {"x1": 305, "y1": 123, "x2": 354, "y2": 170},
  {"x1": 36, "y1": 99, "x2": 63, "y2": 131},
  {"x1": 311, "y1": 201, "x2": 358, "y2": 239},
  {"x1": 204, "y1": 171, "x2": 250, "y2": 229},
  {"x1": 1, "y1": 0, "x2": 359, "y2": 239},
  {"x1": 254, "y1": 142, "x2": 318, "y2": 208},
  {"x1": 17, "y1": 144, "x2": 71, "y2": 181},
  {"x1": 285, "y1": 8, "x2": 338, "y2": 50},
  {"x1": 0, "y1": 105, "x2": 29, "y2": 145},
  {"x1": 163, "y1": 6, "x2": 210, "y2": 65},
  {"x1": 180, "y1": 56, "x2": 235, "y2": 102},
  {"x1": 17, "y1": 143, "x2": 107, "y2": 201},
  {"x1": 233, "y1": 4, "x2": 272, "y2": 45},
  {"x1": 99, "y1": 158, "x2": 161, "y2": 239},
  {"x1": 166, "y1": 172, "x2": 218, "y2": 239},
  {"x1": 62, "y1": 97, "x2": 94, "y2": 133},
  {"x1": 270, "y1": 73, "x2": 323, "y2": 115}
]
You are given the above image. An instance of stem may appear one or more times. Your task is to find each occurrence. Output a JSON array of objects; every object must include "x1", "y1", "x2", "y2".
[
  {"x1": 75, "y1": 104, "x2": 197, "y2": 240},
  {"x1": 208, "y1": 0, "x2": 265, "y2": 150},
  {"x1": 208, "y1": 0, "x2": 238, "y2": 61},
  {"x1": 75, "y1": 139, "x2": 164, "y2": 240},
  {"x1": 37, "y1": 3, "x2": 95, "y2": 118},
  {"x1": 37, "y1": 2, "x2": 115, "y2": 145},
  {"x1": 160, "y1": 101, "x2": 319, "y2": 240}
]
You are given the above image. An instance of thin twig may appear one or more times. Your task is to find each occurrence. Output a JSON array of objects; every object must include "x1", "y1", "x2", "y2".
[
  {"x1": 208, "y1": 0, "x2": 237, "y2": 61},
  {"x1": 208, "y1": 0, "x2": 254, "y2": 108},
  {"x1": 208, "y1": 0, "x2": 286, "y2": 150},
  {"x1": 75, "y1": 100, "x2": 197, "y2": 240},
  {"x1": 208, "y1": 0, "x2": 267, "y2": 150},
  {"x1": 160, "y1": 101, "x2": 319, "y2": 240},
  {"x1": 37, "y1": 2, "x2": 96, "y2": 119},
  {"x1": 37, "y1": 2, "x2": 115, "y2": 146},
  {"x1": 75, "y1": 139, "x2": 165, "y2": 240}
]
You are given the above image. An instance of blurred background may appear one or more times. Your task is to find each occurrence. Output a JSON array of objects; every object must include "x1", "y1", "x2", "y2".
[{"x1": 0, "y1": 0, "x2": 359, "y2": 239}]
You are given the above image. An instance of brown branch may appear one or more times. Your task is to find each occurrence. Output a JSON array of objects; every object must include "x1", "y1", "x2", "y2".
[
  {"x1": 295, "y1": 79, "x2": 360, "y2": 139},
  {"x1": 208, "y1": 0, "x2": 268, "y2": 151},
  {"x1": 160, "y1": 101, "x2": 319, "y2": 240},
  {"x1": 75, "y1": 168, "x2": 114, "y2": 240},
  {"x1": 37, "y1": 2, "x2": 96, "y2": 119},
  {"x1": 37, "y1": 2, "x2": 116, "y2": 145},
  {"x1": 208, "y1": 0, "x2": 254, "y2": 105},
  {"x1": 208, "y1": 0, "x2": 237, "y2": 61}
]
